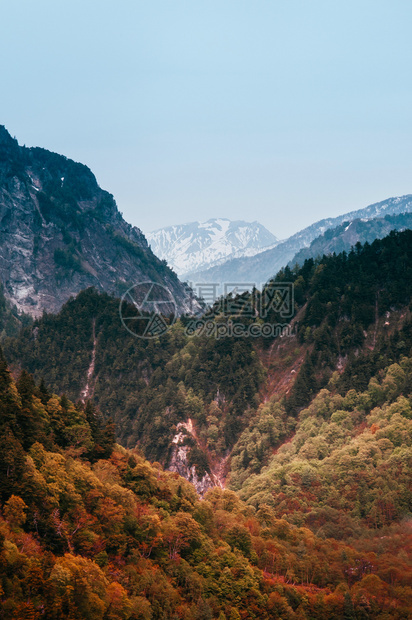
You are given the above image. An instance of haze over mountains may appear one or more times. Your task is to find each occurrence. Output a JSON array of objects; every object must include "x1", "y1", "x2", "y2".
[
  {"x1": 1, "y1": 125, "x2": 412, "y2": 616},
  {"x1": 147, "y1": 218, "x2": 278, "y2": 279},
  {"x1": 2, "y1": 123, "x2": 412, "y2": 319},
  {"x1": 289, "y1": 211, "x2": 412, "y2": 269},
  {"x1": 184, "y1": 195, "x2": 412, "y2": 287}
]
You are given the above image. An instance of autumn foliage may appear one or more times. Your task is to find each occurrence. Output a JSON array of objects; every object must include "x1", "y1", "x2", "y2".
[{"x1": 0, "y1": 354, "x2": 411, "y2": 619}]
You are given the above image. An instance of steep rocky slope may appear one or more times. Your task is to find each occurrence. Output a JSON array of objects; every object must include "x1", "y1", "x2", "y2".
[{"x1": 0, "y1": 126, "x2": 192, "y2": 316}]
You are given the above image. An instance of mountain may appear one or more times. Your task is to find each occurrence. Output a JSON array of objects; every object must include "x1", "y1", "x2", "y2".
[
  {"x1": 147, "y1": 218, "x2": 278, "y2": 278},
  {"x1": 2, "y1": 356, "x2": 410, "y2": 619},
  {"x1": 288, "y1": 211, "x2": 412, "y2": 268},
  {"x1": 2, "y1": 229, "x2": 412, "y2": 617},
  {"x1": 6, "y1": 229, "x2": 412, "y2": 494},
  {"x1": 189, "y1": 195, "x2": 412, "y2": 287},
  {"x1": 4, "y1": 286, "x2": 265, "y2": 494},
  {"x1": 0, "y1": 282, "x2": 32, "y2": 340},
  {"x1": 0, "y1": 125, "x2": 193, "y2": 316}
]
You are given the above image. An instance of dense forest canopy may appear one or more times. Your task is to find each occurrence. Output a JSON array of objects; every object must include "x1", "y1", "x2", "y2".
[
  {"x1": 0, "y1": 354, "x2": 411, "y2": 618},
  {"x1": 0, "y1": 229, "x2": 412, "y2": 617},
  {"x1": 4, "y1": 230, "x2": 412, "y2": 473}
]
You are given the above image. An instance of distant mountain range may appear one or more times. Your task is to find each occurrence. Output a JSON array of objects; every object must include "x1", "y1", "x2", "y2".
[
  {"x1": 147, "y1": 218, "x2": 278, "y2": 278},
  {"x1": 187, "y1": 195, "x2": 412, "y2": 286},
  {"x1": 289, "y1": 211, "x2": 412, "y2": 268},
  {"x1": 3, "y1": 123, "x2": 412, "y2": 319},
  {"x1": 0, "y1": 125, "x2": 194, "y2": 316}
]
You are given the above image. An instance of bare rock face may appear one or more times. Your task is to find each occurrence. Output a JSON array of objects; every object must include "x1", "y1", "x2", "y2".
[
  {"x1": 0, "y1": 126, "x2": 193, "y2": 316},
  {"x1": 168, "y1": 421, "x2": 217, "y2": 496}
]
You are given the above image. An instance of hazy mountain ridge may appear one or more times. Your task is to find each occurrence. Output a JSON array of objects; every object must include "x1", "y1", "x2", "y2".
[
  {"x1": 147, "y1": 218, "x2": 278, "y2": 278},
  {"x1": 0, "y1": 125, "x2": 193, "y2": 316},
  {"x1": 189, "y1": 195, "x2": 412, "y2": 286},
  {"x1": 288, "y1": 211, "x2": 412, "y2": 268}
]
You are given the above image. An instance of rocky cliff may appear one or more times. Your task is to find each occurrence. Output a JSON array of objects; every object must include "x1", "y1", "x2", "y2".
[
  {"x1": 168, "y1": 420, "x2": 219, "y2": 496},
  {"x1": 0, "y1": 126, "x2": 193, "y2": 316}
]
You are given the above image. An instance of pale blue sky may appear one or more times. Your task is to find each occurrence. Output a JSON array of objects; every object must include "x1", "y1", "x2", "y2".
[{"x1": 1, "y1": 0, "x2": 411, "y2": 238}]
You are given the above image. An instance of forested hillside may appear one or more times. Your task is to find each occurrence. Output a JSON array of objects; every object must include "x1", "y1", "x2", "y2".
[
  {"x1": 5, "y1": 230, "x2": 412, "y2": 493},
  {"x1": 0, "y1": 229, "x2": 411, "y2": 616},
  {"x1": 0, "y1": 354, "x2": 411, "y2": 618},
  {"x1": 4, "y1": 288, "x2": 265, "y2": 491}
]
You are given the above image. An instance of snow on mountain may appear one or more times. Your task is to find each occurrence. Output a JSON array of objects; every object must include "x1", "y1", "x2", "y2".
[
  {"x1": 187, "y1": 195, "x2": 412, "y2": 287},
  {"x1": 147, "y1": 218, "x2": 278, "y2": 278},
  {"x1": 288, "y1": 212, "x2": 412, "y2": 269}
]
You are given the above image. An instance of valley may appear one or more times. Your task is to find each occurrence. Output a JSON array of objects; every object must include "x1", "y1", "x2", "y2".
[{"x1": 0, "y1": 127, "x2": 411, "y2": 618}]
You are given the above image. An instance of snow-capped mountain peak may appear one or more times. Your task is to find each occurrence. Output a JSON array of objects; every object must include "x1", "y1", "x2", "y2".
[
  {"x1": 186, "y1": 194, "x2": 412, "y2": 287},
  {"x1": 147, "y1": 218, "x2": 278, "y2": 277}
]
